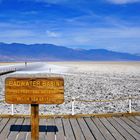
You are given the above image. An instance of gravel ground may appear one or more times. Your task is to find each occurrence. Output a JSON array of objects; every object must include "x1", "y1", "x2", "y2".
[{"x1": 0, "y1": 62, "x2": 140, "y2": 115}]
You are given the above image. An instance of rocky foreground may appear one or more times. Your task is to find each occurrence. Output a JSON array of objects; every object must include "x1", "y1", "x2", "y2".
[{"x1": 0, "y1": 62, "x2": 140, "y2": 115}]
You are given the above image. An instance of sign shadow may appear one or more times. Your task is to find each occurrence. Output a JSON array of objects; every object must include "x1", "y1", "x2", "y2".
[{"x1": 10, "y1": 125, "x2": 58, "y2": 132}]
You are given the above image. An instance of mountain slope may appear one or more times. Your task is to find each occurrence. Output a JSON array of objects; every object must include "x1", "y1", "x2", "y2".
[{"x1": 0, "y1": 43, "x2": 140, "y2": 61}]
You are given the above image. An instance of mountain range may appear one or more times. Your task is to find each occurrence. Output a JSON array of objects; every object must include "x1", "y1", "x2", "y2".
[{"x1": 0, "y1": 42, "x2": 140, "y2": 61}]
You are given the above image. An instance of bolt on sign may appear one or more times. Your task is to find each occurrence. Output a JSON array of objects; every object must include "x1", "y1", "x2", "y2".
[{"x1": 5, "y1": 77, "x2": 64, "y2": 104}]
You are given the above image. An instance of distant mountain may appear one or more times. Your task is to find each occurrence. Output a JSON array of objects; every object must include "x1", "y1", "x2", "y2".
[
  {"x1": 0, "y1": 42, "x2": 140, "y2": 61},
  {"x1": 135, "y1": 53, "x2": 140, "y2": 56}
]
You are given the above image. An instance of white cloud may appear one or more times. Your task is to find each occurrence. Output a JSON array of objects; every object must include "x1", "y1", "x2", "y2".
[
  {"x1": 46, "y1": 30, "x2": 61, "y2": 37},
  {"x1": 49, "y1": 26, "x2": 140, "y2": 53},
  {"x1": 0, "y1": 29, "x2": 34, "y2": 38},
  {"x1": 35, "y1": 0, "x2": 70, "y2": 4},
  {"x1": 1, "y1": 26, "x2": 140, "y2": 53},
  {"x1": 65, "y1": 27, "x2": 140, "y2": 45},
  {"x1": 20, "y1": 0, "x2": 140, "y2": 5},
  {"x1": 106, "y1": 0, "x2": 140, "y2": 4}
]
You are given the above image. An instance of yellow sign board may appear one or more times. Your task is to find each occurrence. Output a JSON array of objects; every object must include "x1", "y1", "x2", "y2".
[{"x1": 5, "y1": 77, "x2": 64, "y2": 104}]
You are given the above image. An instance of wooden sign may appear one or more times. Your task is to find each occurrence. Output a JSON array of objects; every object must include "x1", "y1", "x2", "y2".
[
  {"x1": 5, "y1": 76, "x2": 64, "y2": 140},
  {"x1": 5, "y1": 77, "x2": 64, "y2": 104}
]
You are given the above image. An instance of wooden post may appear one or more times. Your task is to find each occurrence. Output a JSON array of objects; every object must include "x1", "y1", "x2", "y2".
[{"x1": 31, "y1": 104, "x2": 39, "y2": 140}]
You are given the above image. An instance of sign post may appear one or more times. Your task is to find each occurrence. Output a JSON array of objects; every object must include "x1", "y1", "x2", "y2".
[
  {"x1": 31, "y1": 104, "x2": 39, "y2": 140},
  {"x1": 5, "y1": 77, "x2": 64, "y2": 140}
]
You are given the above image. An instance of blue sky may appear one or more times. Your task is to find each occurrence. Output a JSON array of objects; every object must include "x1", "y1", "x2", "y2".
[{"x1": 0, "y1": 0, "x2": 140, "y2": 53}]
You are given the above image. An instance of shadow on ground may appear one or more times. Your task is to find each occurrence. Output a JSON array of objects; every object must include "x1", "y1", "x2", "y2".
[{"x1": 10, "y1": 125, "x2": 58, "y2": 132}]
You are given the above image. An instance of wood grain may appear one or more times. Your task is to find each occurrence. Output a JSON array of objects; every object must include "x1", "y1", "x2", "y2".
[
  {"x1": 31, "y1": 104, "x2": 39, "y2": 140},
  {"x1": 5, "y1": 77, "x2": 64, "y2": 104}
]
